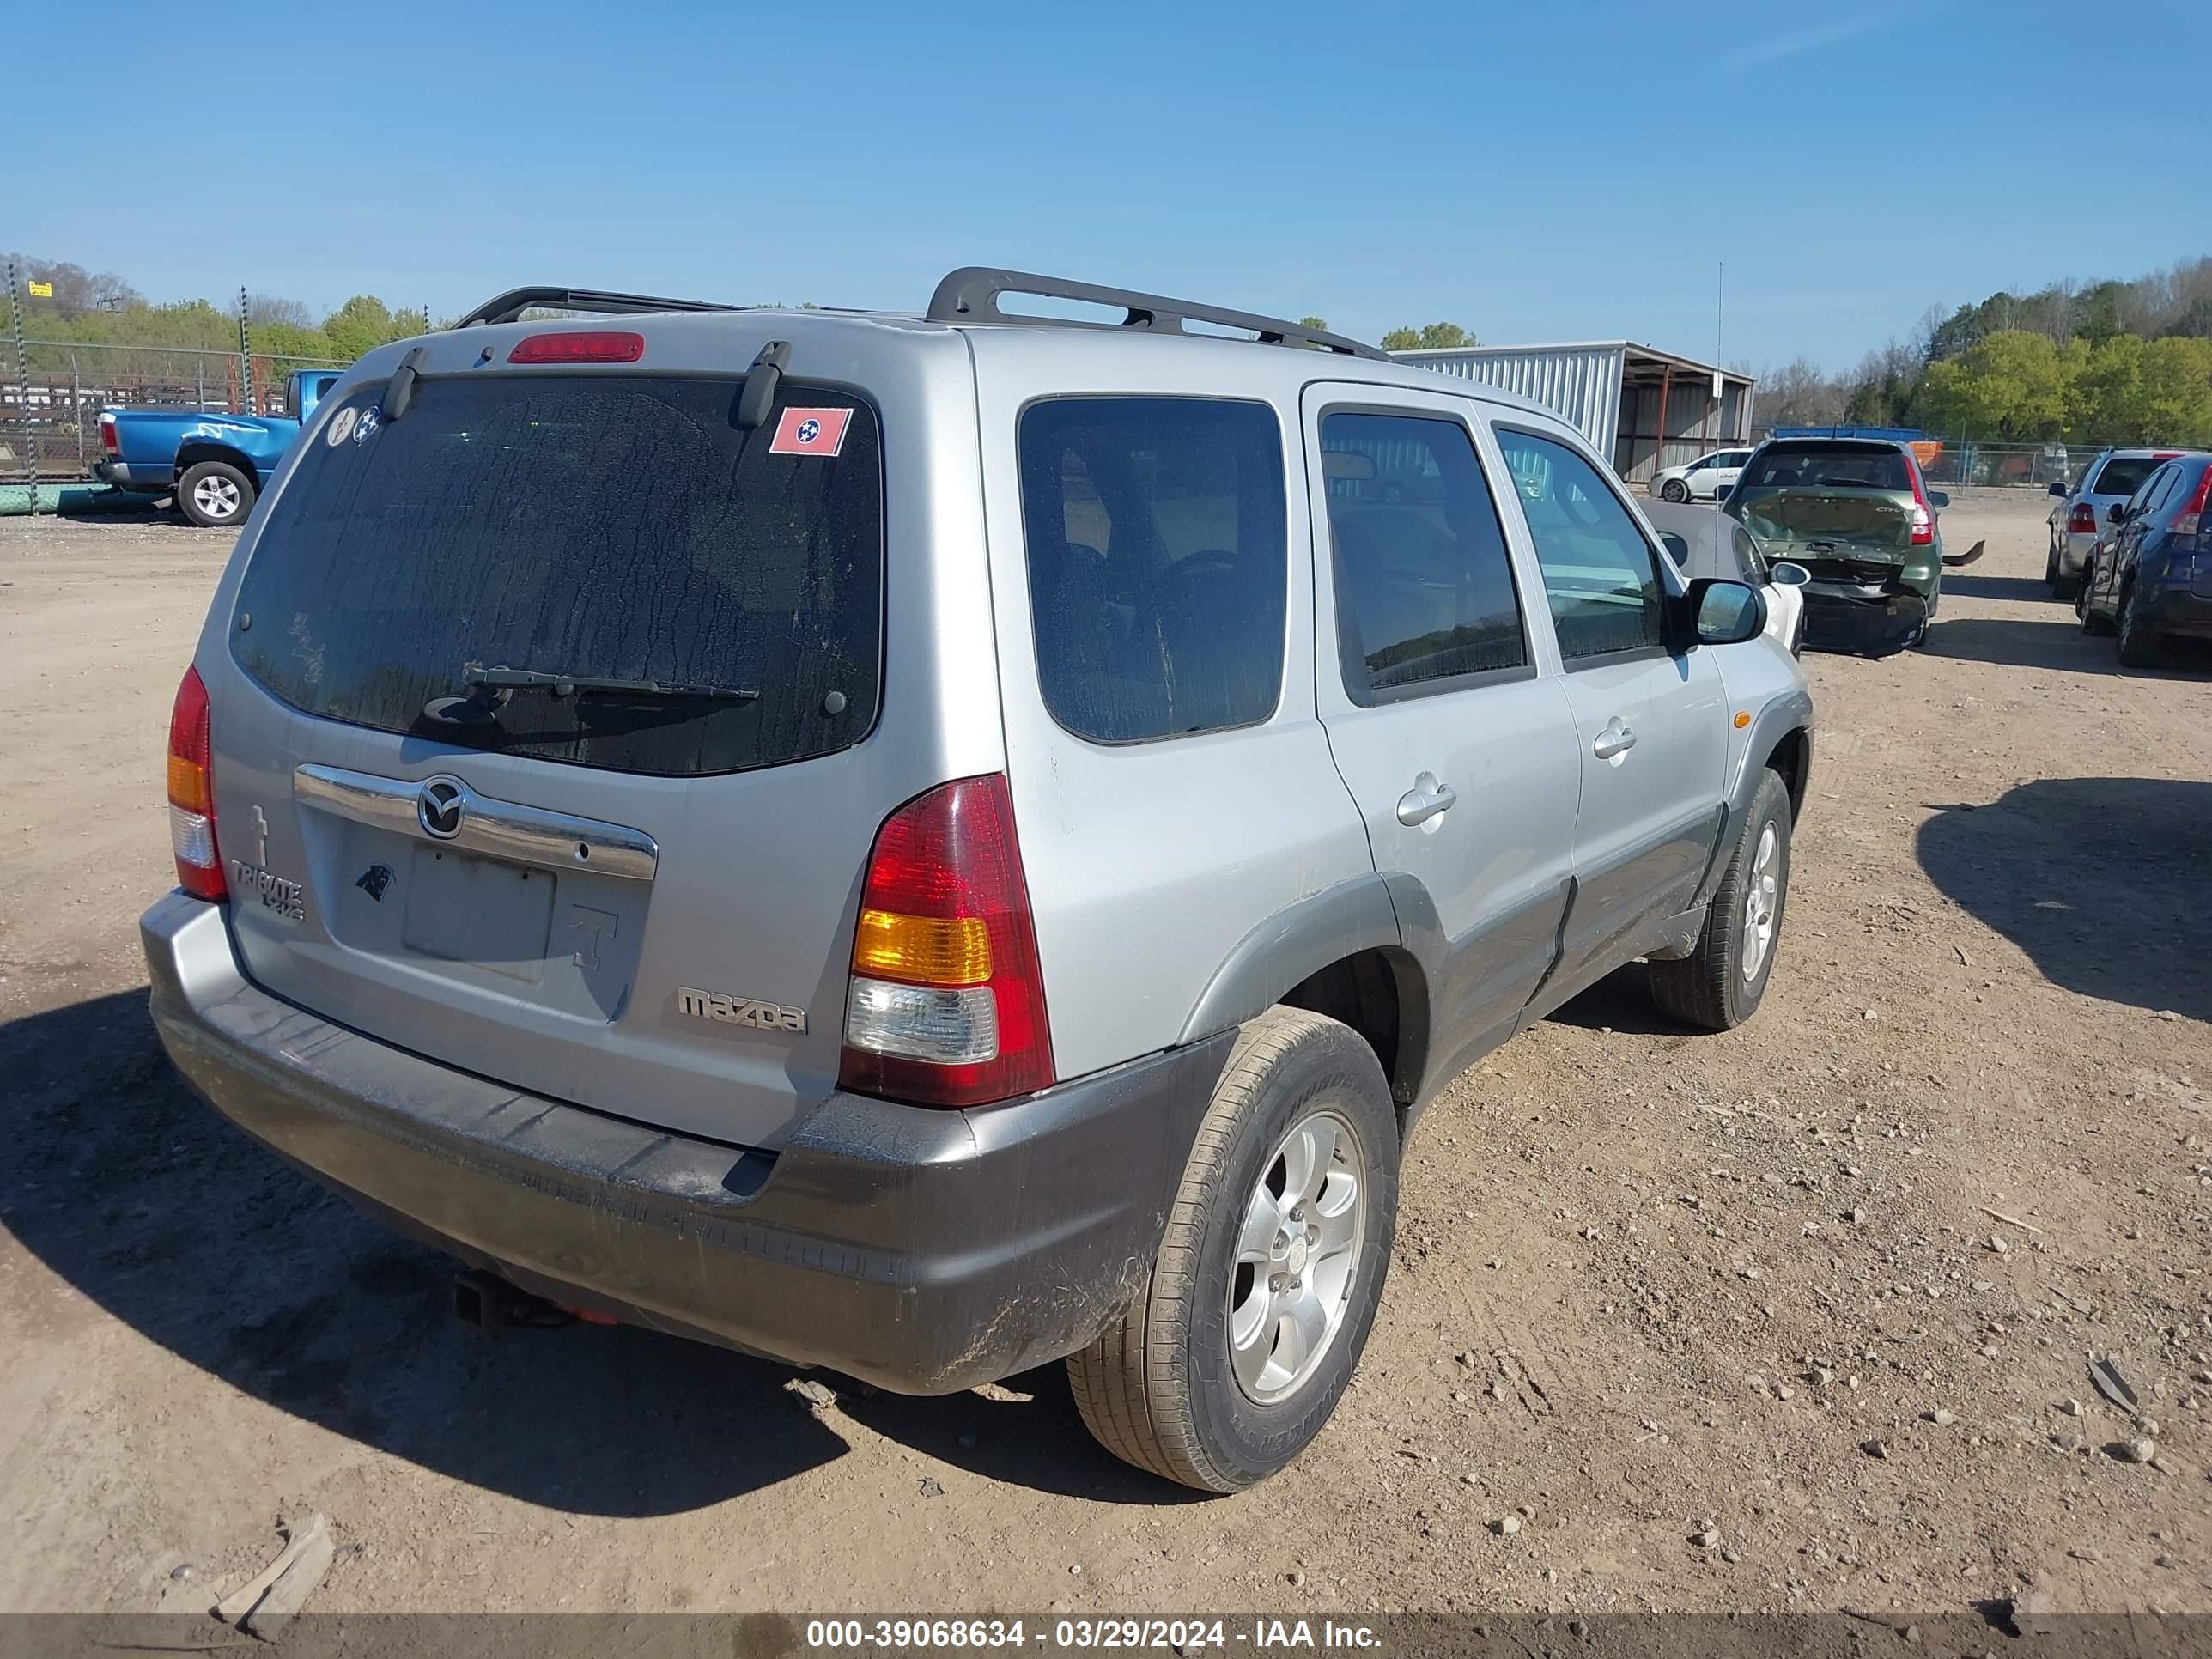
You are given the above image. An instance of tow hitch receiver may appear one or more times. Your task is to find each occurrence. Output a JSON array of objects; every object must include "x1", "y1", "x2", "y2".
[{"x1": 452, "y1": 1268, "x2": 575, "y2": 1334}]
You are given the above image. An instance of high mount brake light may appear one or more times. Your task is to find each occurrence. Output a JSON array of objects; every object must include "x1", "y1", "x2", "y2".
[
  {"x1": 167, "y1": 665, "x2": 226, "y2": 901},
  {"x1": 837, "y1": 775, "x2": 1054, "y2": 1109},
  {"x1": 507, "y1": 331, "x2": 646, "y2": 365}
]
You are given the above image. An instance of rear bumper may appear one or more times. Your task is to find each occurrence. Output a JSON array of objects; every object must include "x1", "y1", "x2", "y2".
[
  {"x1": 141, "y1": 891, "x2": 1230, "y2": 1395},
  {"x1": 1800, "y1": 586, "x2": 1928, "y2": 655},
  {"x1": 2136, "y1": 584, "x2": 2212, "y2": 639},
  {"x1": 2057, "y1": 530, "x2": 2096, "y2": 576},
  {"x1": 92, "y1": 459, "x2": 171, "y2": 491}
]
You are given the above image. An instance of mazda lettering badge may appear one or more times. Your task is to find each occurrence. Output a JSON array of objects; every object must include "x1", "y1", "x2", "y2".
[{"x1": 416, "y1": 777, "x2": 466, "y2": 839}]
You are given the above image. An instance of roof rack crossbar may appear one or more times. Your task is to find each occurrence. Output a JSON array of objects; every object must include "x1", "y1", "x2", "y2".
[
  {"x1": 458, "y1": 287, "x2": 743, "y2": 328},
  {"x1": 925, "y1": 267, "x2": 1388, "y2": 361}
]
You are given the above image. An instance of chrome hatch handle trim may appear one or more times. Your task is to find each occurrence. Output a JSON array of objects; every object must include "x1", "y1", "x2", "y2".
[{"x1": 293, "y1": 763, "x2": 659, "y2": 882}]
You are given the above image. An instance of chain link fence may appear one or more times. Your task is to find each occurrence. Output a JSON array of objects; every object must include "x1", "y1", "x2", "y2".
[
  {"x1": 1, "y1": 339, "x2": 350, "y2": 488},
  {"x1": 1911, "y1": 441, "x2": 2108, "y2": 491},
  {"x1": 3, "y1": 262, "x2": 355, "y2": 510}
]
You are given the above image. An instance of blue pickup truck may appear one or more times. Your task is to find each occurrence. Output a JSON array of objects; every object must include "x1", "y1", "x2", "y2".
[{"x1": 95, "y1": 366, "x2": 343, "y2": 526}]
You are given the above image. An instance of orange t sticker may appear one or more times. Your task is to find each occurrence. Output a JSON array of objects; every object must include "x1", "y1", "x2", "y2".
[{"x1": 769, "y1": 406, "x2": 853, "y2": 457}]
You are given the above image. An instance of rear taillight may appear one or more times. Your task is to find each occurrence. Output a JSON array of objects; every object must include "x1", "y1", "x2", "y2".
[
  {"x1": 167, "y1": 665, "x2": 226, "y2": 902},
  {"x1": 1906, "y1": 456, "x2": 1936, "y2": 547},
  {"x1": 99, "y1": 413, "x2": 118, "y2": 457},
  {"x1": 507, "y1": 331, "x2": 646, "y2": 365},
  {"x1": 837, "y1": 775, "x2": 1053, "y2": 1109},
  {"x1": 2069, "y1": 503, "x2": 2099, "y2": 535},
  {"x1": 2172, "y1": 468, "x2": 2212, "y2": 545}
]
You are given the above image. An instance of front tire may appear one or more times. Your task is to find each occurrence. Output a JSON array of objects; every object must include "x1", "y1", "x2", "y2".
[
  {"x1": 1650, "y1": 768, "x2": 1791, "y2": 1030},
  {"x1": 2115, "y1": 580, "x2": 2160, "y2": 668},
  {"x1": 1068, "y1": 1006, "x2": 1399, "y2": 1493},
  {"x1": 1659, "y1": 478, "x2": 1689, "y2": 503},
  {"x1": 178, "y1": 460, "x2": 254, "y2": 528}
]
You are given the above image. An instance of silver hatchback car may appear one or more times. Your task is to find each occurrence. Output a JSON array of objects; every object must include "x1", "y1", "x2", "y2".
[{"x1": 143, "y1": 270, "x2": 1814, "y2": 1492}]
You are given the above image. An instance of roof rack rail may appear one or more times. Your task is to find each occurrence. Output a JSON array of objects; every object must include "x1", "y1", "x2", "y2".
[
  {"x1": 925, "y1": 267, "x2": 1387, "y2": 361},
  {"x1": 457, "y1": 286, "x2": 742, "y2": 328}
]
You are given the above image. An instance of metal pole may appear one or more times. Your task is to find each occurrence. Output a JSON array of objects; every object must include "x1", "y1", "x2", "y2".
[
  {"x1": 197, "y1": 358, "x2": 205, "y2": 411},
  {"x1": 237, "y1": 286, "x2": 253, "y2": 414},
  {"x1": 7, "y1": 258, "x2": 40, "y2": 515},
  {"x1": 70, "y1": 353, "x2": 82, "y2": 472}
]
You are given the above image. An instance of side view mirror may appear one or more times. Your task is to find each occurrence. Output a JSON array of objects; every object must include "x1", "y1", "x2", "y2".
[
  {"x1": 1768, "y1": 561, "x2": 1811, "y2": 587},
  {"x1": 2108, "y1": 502, "x2": 2130, "y2": 525},
  {"x1": 1682, "y1": 577, "x2": 1766, "y2": 647},
  {"x1": 1927, "y1": 489, "x2": 1950, "y2": 509},
  {"x1": 2049, "y1": 481, "x2": 2069, "y2": 497}
]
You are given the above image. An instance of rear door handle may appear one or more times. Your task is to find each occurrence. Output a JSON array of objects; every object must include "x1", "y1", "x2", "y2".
[
  {"x1": 1592, "y1": 720, "x2": 1638, "y2": 761},
  {"x1": 1396, "y1": 772, "x2": 1457, "y2": 827}
]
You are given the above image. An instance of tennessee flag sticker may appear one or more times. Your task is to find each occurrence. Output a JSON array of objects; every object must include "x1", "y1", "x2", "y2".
[{"x1": 769, "y1": 406, "x2": 853, "y2": 457}]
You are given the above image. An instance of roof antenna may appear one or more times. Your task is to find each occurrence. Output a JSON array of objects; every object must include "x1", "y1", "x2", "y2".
[{"x1": 737, "y1": 341, "x2": 791, "y2": 429}]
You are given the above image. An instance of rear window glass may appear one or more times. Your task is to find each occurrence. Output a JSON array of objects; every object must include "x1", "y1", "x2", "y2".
[
  {"x1": 1018, "y1": 397, "x2": 1286, "y2": 743},
  {"x1": 1319, "y1": 410, "x2": 1525, "y2": 702},
  {"x1": 2091, "y1": 456, "x2": 2161, "y2": 499},
  {"x1": 232, "y1": 376, "x2": 882, "y2": 776},
  {"x1": 1738, "y1": 445, "x2": 1909, "y2": 493}
]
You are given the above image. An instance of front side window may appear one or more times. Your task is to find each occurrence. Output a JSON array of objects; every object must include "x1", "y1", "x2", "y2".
[
  {"x1": 1494, "y1": 427, "x2": 1665, "y2": 661},
  {"x1": 2128, "y1": 465, "x2": 2174, "y2": 518},
  {"x1": 1018, "y1": 397, "x2": 1286, "y2": 743},
  {"x1": 1319, "y1": 410, "x2": 1526, "y2": 702}
]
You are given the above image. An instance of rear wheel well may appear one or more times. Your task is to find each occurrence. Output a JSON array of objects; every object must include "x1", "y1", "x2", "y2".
[
  {"x1": 1763, "y1": 728, "x2": 1809, "y2": 821},
  {"x1": 1279, "y1": 947, "x2": 1423, "y2": 1113},
  {"x1": 174, "y1": 443, "x2": 257, "y2": 484}
]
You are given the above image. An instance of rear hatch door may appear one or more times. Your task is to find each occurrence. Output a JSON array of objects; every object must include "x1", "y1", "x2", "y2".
[
  {"x1": 1736, "y1": 488, "x2": 1912, "y2": 562},
  {"x1": 209, "y1": 350, "x2": 890, "y2": 1149}
]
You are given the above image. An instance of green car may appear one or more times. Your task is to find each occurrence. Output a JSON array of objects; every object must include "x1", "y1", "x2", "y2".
[{"x1": 1723, "y1": 438, "x2": 1978, "y2": 656}]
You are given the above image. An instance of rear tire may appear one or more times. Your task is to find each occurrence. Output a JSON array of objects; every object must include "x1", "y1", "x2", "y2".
[
  {"x1": 1068, "y1": 1006, "x2": 1399, "y2": 1493},
  {"x1": 1659, "y1": 478, "x2": 1689, "y2": 502},
  {"x1": 178, "y1": 460, "x2": 254, "y2": 528},
  {"x1": 1650, "y1": 768, "x2": 1792, "y2": 1031},
  {"x1": 2045, "y1": 538, "x2": 2081, "y2": 601}
]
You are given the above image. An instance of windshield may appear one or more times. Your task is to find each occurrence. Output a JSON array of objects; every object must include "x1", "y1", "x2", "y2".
[
  {"x1": 1738, "y1": 446, "x2": 1910, "y2": 493},
  {"x1": 232, "y1": 375, "x2": 884, "y2": 775}
]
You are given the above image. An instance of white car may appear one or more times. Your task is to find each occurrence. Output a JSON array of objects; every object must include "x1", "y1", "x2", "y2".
[
  {"x1": 1643, "y1": 498, "x2": 1806, "y2": 655},
  {"x1": 1651, "y1": 447, "x2": 1753, "y2": 503}
]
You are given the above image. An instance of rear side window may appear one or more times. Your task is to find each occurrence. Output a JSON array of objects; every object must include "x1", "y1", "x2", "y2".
[
  {"x1": 233, "y1": 376, "x2": 882, "y2": 776},
  {"x1": 1494, "y1": 427, "x2": 1665, "y2": 661},
  {"x1": 2092, "y1": 455, "x2": 2161, "y2": 499},
  {"x1": 1318, "y1": 410, "x2": 1526, "y2": 702},
  {"x1": 1018, "y1": 398, "x2": 1285, "y2": 743}
]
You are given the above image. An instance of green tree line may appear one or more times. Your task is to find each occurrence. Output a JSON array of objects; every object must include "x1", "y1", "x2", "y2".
[
  {"x1": 7, "y1": 255, "x2": 428, "y2": 368},
  {"x1": 1758, "y1": 256, "x2": 2212, "y2": 447}
]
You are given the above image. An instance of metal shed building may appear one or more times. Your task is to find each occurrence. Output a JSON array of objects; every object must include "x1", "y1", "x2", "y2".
[{"x1": 1389, "y1": 342, "x2": 1756, "y2": 488}]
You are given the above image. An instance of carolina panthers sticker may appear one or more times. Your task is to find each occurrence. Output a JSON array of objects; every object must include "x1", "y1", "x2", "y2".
[
  {"x1": 769, "y1": 406, "x2": 852, "y2": 457},
  {"x1": 324, "y1": 406, "x2": 358, "y2": 447},
  {"x1": 353, "y1": 406, "x2": 381, "y2": 444}
]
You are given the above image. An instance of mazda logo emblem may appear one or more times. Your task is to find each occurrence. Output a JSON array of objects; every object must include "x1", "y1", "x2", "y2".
[{"x1": 416, "y1": 777, "x2": 466, "y2": 839}]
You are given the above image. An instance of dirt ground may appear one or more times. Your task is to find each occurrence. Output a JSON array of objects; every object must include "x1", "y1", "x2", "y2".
[{"x1": 3, "y1": 491, "x2": 2209, "y2": 1622}]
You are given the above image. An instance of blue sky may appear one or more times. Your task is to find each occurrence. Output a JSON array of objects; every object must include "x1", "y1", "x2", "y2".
[{"x1": 15, "y1": 0, "x2": 2209, "y2": 371}]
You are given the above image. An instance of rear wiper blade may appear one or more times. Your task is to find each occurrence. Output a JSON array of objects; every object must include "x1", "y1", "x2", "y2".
[{"x1": 462, "y1": 665, "x2": 759, "y2": 702}]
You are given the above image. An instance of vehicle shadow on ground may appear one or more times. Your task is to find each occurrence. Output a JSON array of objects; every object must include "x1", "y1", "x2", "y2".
[
  {"x1": 0, "y1": 992, "x2": 1182, "y2": 1514},
  {"x1": 1917, "y1": 779, "x2": 2212, "y2": 1024},
  {"x1": 1939, "y1": 573, "x2": 2061, "y2": 605},
  {"x1": 1921, "y1": 614, "x2": 2212, "y2": 675},
  {"x1": 1540, "y1": 964, "x2": 1692, "y2": 1037}
]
